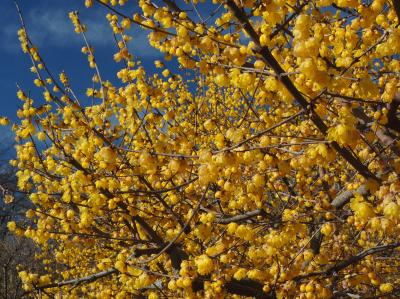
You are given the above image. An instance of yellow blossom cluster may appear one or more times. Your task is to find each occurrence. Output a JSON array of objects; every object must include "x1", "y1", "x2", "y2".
[{"x1": 6, "y1": 0, "x2": 400, "y2": 298}]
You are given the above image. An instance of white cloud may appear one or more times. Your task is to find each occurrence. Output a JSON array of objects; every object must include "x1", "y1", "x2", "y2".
[
  {"x1": 1, "y1": 23, "x2": 21, "y2": 52},
  {"x1": 126, "y1": 29, "x2": 162, "y2": 59},
  {"x1": 0, "y1": 7, "x2": 113, "y2": 52},
  {"x1": 26, "y1": 8, "x2": 113, "y2": 47},
  {"x1": 1, "y1": 6, "x2": 162, "y2": 59}
]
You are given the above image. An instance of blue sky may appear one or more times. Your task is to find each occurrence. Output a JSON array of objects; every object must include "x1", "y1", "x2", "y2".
[
  {"x1": 0, "y1": 1, "x2": 362, "y2": 131},
  {"x1": 0, "y1": 0, "x2": 171, "y2": 158},
  {"x1": 0, "y1": 0, "x2": 164, "y2": 123}
]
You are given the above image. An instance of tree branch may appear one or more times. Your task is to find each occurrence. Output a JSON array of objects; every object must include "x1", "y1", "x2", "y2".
[
  {"x1": 386, "y1": 92, "x2": 400, "y2": 133},
  {"x1": 296, "y1": 241, "x2": 400, "y2": 281},
  {"x1": 36, "y1": 268, "x2": 117, "y2": 290},
  {"x1": 325, "y1": 241, "x2": 400, "y2": 275},
  {"x1": 392, "y1": 0, "x2": 400, "y2": 25},
  {"x1": 133, "y1": 185, "x2": 209, "y2": 266},
  {"x1": 224, "y1": 279, "x2": 276, "y2": 299},
  {"x1": 216, "y1": 209, "x2": 266, "y2": 224},
  {"x1": 330, "y1": 184, "x2": 368, "y2": 210},
  {"x1": 270, "y1": 1, "x2": 307, "y2": 39},
  {"x1": 225, "y1": 0, "x2": 379, "y2": 182},
  {"x1": 352, "y1": 105, "x2": 400, "y2": 157},
  {"x1": 310, "y1": 183, "x2": 369, "y2": 254}
]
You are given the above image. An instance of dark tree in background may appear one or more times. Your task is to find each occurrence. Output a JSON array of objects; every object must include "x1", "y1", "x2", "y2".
[{"x1": 0, "y1": 140, "x2": 38, "y2": 299}]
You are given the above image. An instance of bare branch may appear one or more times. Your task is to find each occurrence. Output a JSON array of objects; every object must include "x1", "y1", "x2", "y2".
[
  {"x1": 36, "y1": 268, "x2": 117, "y2": 290},
  {"x1": 295, "y1": 241, "x2": 400, "y2": 281},
  {"x1": 216, "y1": 209, "x2": 265, "y2": 224},
  {"x1": 386, "y1": 92, "x2": 400, "y2": 133},
  {"x1": 391, "y1": 0, "x2": 400, "y2": 26},
  {"x1": 225, "y1": 0, "x2": 379, "y2": 182}
]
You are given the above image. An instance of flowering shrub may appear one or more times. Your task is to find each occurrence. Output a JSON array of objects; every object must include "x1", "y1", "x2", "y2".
[{"x1": 6, "y1": 0, "x2": 400, "y2": 298}]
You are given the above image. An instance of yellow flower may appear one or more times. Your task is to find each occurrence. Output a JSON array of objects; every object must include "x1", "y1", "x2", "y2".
[
  {"x1": 383, "y1": 202, "x2": 400, "y2": 219},
  {"x1": 0, "y1": 117, "x2": 10, "y2": 126},
  {"x1": 7, "y1": 221, "x2": 16, "y2": 231},
  {"x1": 379, "y1": 283, "x2": 393, "y2": 293},
  {"x1": 98, "y1": 147, "x2": 117, "y2": 164},
  {"x1": 195, "y1": 254, "x2": 214, "y2": 275}
]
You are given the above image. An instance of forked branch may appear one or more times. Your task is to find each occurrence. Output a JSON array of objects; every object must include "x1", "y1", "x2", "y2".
[{"x1": 225, "y1": 0, "x2": 379, "y2": 182}]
